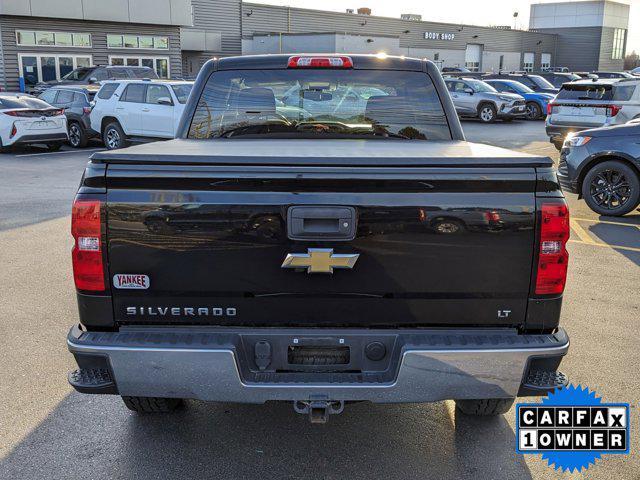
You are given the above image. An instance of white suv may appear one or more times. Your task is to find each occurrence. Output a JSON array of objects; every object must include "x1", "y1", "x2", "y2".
[
  {"x1": 546, "y1": 78, "x2": 640, "y2": 149},
  {"x1": 90, "y1": 80, "x2": 193, "y2": 149}
]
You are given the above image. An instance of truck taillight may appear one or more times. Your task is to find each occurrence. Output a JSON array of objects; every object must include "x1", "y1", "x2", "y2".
[
  {"x1": 72, "y1": 199, "x2": 104, "y2": 291},
  {"x1": 287, "y1": 56, "x2": 353, "y2": 68},
  {"x1": 535, "y1": 203, "x2": 569, "y2": 295}
]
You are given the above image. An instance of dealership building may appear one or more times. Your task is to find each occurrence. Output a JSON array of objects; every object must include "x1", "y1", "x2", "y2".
[{"x1": 0, "y1": 0, "x2": 630, "y2": 91}]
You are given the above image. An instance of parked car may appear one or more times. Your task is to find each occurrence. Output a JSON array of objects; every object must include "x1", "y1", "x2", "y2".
[
  {"x1": 559, "y1": 122, "x2": 640, "y2": 216},
  {"x1": 444, "y1": 78, "x2": 526, "y2": 123},
  {"x1": 546, "y1": 78, "x2": 640, "y2": 149},
  {"x1": 535, "y1": 71, "x2": 581, "y2": 88},
  {"x1": 90, "y1": 79, "x2": 193, "y2": 149},
  {"x1": 482, "y1": 73, "x2": 559, "y2": 94},
  {"x1": 542, "y1": 67, "x2": 569, "y2": 73},
  {"x1": 0, "y1": 94, "x2": 67, "y2": 152},
  {"x1": 591, "y1": 71, "x2": 634, "y2": 79},
  {"x1": 442, "y1": 66, "x2": 471, "y2": 73},
  {"x1": 484, "y1": 79, "x2": 555, "y2": 120},
  {"x1": 31, "y1": 65, "x2": 158, "y2": 95},
  {"x1": 67, "y1": 54, "x2": 570, "y2": 421},
  {"x1": 38, "y1": 85, "x2": 99, "y2": 148},
  {"x1": 630, "y1": 67, "x2": 640, "y2": 76}
]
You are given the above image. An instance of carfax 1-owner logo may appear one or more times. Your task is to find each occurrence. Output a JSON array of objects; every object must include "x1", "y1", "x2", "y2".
[{"x1": 516, "y1": 385, "x2": 631, "y2": 472}]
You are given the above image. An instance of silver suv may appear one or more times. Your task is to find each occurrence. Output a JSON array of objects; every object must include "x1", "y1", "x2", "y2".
[
  {"x1": 444, "y1": 78, "x2": 526, "y2": 123},
  {"x1": 546, "y1": 78, "x2": 640, "y2": 149}
]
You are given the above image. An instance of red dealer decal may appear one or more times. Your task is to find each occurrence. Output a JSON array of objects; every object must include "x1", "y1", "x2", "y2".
[{"x1": 113, "y1": 274, "x2": 150, "y2": 290}]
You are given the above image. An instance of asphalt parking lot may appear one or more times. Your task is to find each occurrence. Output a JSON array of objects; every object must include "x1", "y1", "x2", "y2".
[{"x1": 0, "y1": 121, "x2": 638, "y2": 479}]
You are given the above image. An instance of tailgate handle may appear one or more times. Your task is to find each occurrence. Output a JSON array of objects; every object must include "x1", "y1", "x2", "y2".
[{"x1": 287, "y1": 206, "x2": 356, "y2": 241}]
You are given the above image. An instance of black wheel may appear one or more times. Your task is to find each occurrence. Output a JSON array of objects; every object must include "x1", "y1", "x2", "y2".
[
  {"x1": 122, "y1": 396, "x2": 183, "y2": 413},
  {"x1": 103, "y1": 122, "x2": 128, "y2": 150},
  {"x1": 46, "y1": 142, "x2": 62, "y2": 151},
  {"x1": 525, "y1": 102, "x2": 542, "y2": 120},
  {"x1": 68, "y1": 122, "x2": 88, "y2": 148},
  {"x1": 582, "y1": 160, "x2": 640, "y2": 216},
  {"x1": 455, "y1": 398, "x2": 515, "y2": 416},
  {"x1": 478, "y1": 103, "x2": 497, "y2": 123},
  {"x1": 0, "y1": 139, "x2": 9, "y2": 153}
]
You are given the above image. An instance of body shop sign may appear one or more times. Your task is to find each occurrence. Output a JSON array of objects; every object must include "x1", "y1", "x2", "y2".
[{"x1": 425, "y1": 32, "x2": 456, "y2": 41}]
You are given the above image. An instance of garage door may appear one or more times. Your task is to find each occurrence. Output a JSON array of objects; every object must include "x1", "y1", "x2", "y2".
[
  {"x1": 465, "y1": 44, "x2": 482, "y2": 71},
  {"x1": 523, "y1": 52, "x2": 535, "y2": 72}
]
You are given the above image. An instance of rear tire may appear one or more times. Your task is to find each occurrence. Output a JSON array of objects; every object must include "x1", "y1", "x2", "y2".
[
  {"x1": 68, "y1": 122, "x2": 88, "y2": 148},
  {"x1": 582, "y1": 160, "x2": 640, "y2": 216},
  {"x1": 526, "y1": 102, "x2": 542, "y2": 120},
  {"x1": 103, "y1": 122, "x2": 128, "y2": 150},
  {"x1": 455, "y1": 398, "x2": 515, "y2": 416},
  {"x1": 121, "y1": 396, "x2": 183, "y2": 413},
  {"x1": 478, "y1": 103, "x2": 497, "y2": 123}
]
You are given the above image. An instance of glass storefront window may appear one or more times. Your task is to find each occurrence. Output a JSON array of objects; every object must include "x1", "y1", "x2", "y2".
[
  {"x1": 156, "y1": 58, "x2": 169, "y2": 78},
  {"x1": 141, "y1": 58, "x2": 154, "y2": 69},
  {"x1": 154, "y1": 37, "x2": 169, "y2": 49},
  {"x1": 107, "y1": 35, "x2": 123, "y2": 48},
  {"x1": 123, "y1": 35, "x2": 138, "y2": 48},
  {"x1": 59, "y1": 57, "x2": 74, "y2": 77},
  {"x1": 76, "y1": 57, "x2": 92, "y2": 68},
  {"x1": 41, "y1": 57, "x2": 57, "y2": 82},
  {"x1": 73, "y1": 33, "x2": 91, "y2": 47},
  {"x1": 36, "y1": 32, "x2": 55, "y2": 46},
  {"x1": 126, "y1": 58, "x2": 141, "y2": 66},
  {"x1": 21, "y1": 56, "x2": 39, "y2": 86},
  {"x1": 55, "y1": 33, "x2": 72, "y2": 46},
  {"x1": 139, "y1": 36, "x2": 154, "y2": 49},
  {"x1": 16, "y1": 31, "x2": 36, "y2": 45}
]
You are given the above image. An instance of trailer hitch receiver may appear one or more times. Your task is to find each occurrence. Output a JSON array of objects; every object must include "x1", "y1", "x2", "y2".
[{"x1": 294, "y1": 396, "x2": 345, "y2": 424}]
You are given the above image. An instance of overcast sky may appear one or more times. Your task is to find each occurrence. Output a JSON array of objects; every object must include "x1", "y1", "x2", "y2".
[{"x1": 254, "y1": 0, "x2": 639, "y2": 53}]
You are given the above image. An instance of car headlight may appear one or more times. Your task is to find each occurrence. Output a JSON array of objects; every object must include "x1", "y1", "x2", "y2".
[{"x1": 564, "y1": 135, "x2": 592, "y2": 147}]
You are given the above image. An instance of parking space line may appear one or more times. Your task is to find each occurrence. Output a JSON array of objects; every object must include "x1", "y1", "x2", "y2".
[
  {"x1": 572, "y1": 216, "x2": 640, "y2": 229},
  {"x1": 570, "y1": 219, "x2": 597, "y2": 245},
  {"x1": 568, "y1": 239, "x2": 640, "y2": 254},
  {"x1": 16, "y1": 148, "x2": 103, "y2": 157}
]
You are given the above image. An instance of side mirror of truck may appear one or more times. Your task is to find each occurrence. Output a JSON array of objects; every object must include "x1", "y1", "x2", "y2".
[
  {"x1": 157, "y1": 97, "x2": 173, "y2": 106},
  {"x1": 464, "y1": 88, "x2": 474, "y2": 95},
  {"x1": 88, "y1": 77, "x2": 98, "y2": 84}
]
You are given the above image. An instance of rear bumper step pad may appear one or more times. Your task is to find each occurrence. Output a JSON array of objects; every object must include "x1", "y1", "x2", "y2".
[{"x1": 67, "y1": 325, "x2": 569, "y2": 403}]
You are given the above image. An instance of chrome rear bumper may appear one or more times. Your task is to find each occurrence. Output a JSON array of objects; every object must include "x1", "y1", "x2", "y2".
[{"x1": 68, "y1": 325, "x2": 569, "y2": 403}]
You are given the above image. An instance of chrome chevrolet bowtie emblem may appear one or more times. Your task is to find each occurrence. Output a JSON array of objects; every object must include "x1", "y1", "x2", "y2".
[{"x1": 281, "y1": 248, "x2": 359, "y2": 274}]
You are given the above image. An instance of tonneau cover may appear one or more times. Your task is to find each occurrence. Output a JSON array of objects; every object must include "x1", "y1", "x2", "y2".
[{"x1": 92, "y1": 139, "x2": 553, "y2": 168}]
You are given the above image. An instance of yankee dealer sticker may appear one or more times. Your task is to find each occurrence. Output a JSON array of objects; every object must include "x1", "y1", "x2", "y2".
[{"x1": 516, "y1": 385, "x2": 630, "y2": 472}]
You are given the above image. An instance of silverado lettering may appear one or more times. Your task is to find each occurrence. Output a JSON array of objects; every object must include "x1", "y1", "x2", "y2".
[{"x1": 67, "y1": 54, "x2": 570, "y2": 423}]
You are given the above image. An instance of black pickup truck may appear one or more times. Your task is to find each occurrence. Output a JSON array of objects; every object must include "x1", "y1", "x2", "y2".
[{"x1": 68, "y1": 54, "x2": 570, "y2": 423}]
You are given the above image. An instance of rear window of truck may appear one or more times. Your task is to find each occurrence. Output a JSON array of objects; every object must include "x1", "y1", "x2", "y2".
[{"x1": 188, "y1": 69, "x2": 451, "y2": 140}]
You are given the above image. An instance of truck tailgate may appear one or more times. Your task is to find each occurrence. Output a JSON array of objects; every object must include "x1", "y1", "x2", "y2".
[{"x1": 100, "y1": 139, "x2": 547, "y2": 328}]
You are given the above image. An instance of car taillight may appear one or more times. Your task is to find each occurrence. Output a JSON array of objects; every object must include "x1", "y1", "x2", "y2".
[
  {"x1": 10, "y1": 123, "x2": 17, "y2": 138},
  {"x1": 535, "y1": 203, "x2": 570, "y2": 295},
  {"x1": 288, "y1": 56, "x2": 353, "y2": 68},
  {"x1": 484, "y1": 210, "x2": 501, "y2": 222},
  {"x1": 3, "y1": 110, "x2": 20, "y2": 117},
  {"x1": 83, "y1": 106, "x2": 92, "y2": 115},
  {"x1": 546, "y1": 103, "x2": 555, "y2": 115},
  {"x1": 71, "y1": 199, "x2": 105, "y2": 291},
  {"x1": 606, "y1": 105, "x2": 621, "y2": 117}
]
